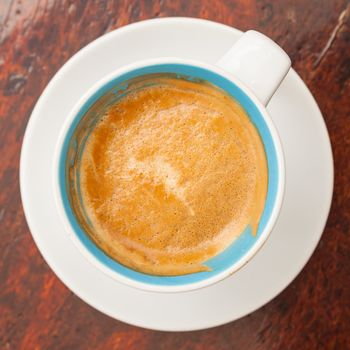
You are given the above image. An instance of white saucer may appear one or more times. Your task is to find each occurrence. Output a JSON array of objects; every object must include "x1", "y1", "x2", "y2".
[{"x1": 20, "y1": 18, "x2": 333, "y2": 331}]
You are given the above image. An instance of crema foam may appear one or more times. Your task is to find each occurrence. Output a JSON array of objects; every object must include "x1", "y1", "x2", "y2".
[{"x1": 72, "y1": 75, "x2": 267, "y2": 275}]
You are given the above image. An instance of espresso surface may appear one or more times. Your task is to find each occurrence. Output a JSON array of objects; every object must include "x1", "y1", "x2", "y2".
[{"x1": 79, "y1": 76, "x2": 267, "y2": 275}]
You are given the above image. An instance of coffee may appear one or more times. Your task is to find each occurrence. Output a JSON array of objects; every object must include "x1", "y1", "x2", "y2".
[{"x1": 69, "y1": 74, "x2": 267, "y2": 276}]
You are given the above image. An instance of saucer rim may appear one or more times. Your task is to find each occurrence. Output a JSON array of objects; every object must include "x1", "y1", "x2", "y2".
[{"x1": 20, "y1": 17, "x2": 334, "y2": 331}]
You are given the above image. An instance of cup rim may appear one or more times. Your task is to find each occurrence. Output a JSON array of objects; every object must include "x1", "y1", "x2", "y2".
[{"x1": 53, "y1": 57, "x2": 285, "y2": 293}]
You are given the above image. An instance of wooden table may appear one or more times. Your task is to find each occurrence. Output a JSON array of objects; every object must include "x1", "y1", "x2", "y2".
[{"x1": 1, "y1": 1, "x2": 349, "y2": 349}]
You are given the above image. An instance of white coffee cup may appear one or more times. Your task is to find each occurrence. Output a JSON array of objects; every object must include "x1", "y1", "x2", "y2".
[{"x1": 54, "y1": 30, "x2": 290, "y2": 293}]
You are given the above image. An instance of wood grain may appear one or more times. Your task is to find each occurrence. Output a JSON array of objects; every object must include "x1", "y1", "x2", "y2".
[{"x1": 0, "y1": 1, "x2": 349, "y2": 349}]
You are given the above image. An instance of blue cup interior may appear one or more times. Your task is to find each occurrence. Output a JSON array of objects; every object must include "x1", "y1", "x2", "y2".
[{"x1": 59, "y1": 63, "x2": 279, "y2": 287}]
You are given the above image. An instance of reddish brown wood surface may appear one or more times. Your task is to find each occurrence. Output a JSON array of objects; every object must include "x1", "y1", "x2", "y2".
[{"x1": 0, "y1": 1, "x2": 349, "y2": 349}]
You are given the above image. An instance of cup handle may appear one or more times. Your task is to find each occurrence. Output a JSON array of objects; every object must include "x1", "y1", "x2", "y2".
[{"x1": 216, "y1": 30, "x2": 291, "y2": 106}]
